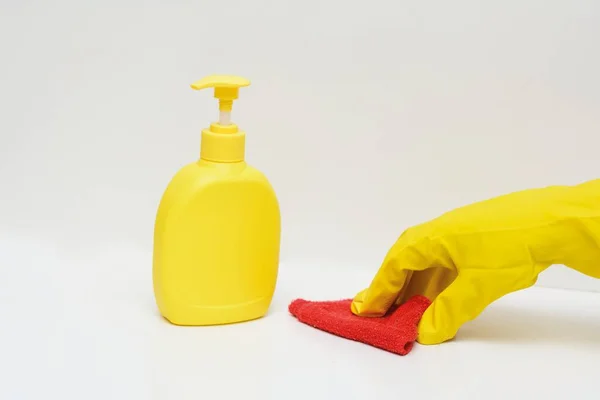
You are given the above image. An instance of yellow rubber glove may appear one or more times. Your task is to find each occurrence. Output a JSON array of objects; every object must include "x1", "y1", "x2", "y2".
[{"x1": 351, "y1": 179, "x2": 600, "y2": 345}]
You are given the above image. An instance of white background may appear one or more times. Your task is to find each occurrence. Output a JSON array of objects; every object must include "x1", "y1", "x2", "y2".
[
  {"x1": 1, "y1": 1, "x2": 600, "y2": 398},
  {"x1": 2, "y1": 0, "x2": 600, "y2": 290}
]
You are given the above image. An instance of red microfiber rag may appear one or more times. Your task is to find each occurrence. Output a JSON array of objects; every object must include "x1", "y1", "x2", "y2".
[{"x1": 289, "y1": 295, "x2": 431, "y2": 355}]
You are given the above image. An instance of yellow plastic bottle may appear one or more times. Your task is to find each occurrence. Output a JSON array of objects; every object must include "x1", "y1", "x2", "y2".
[{"x1": 152, "y1": 75, "x2": 281, "y2": 326}]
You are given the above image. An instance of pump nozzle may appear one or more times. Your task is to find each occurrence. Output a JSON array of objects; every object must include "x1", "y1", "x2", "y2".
[{"x1": 190, "y1": 75, "x2": 250, "y2": 125}]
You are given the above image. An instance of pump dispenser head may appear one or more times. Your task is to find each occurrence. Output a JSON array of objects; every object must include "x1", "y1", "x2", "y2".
[
  {"x1": 190, "y1": 75, "x2": 250, "y2": 163},
  {"x1": 191, "y1": 75, "x2": 250, "y2": 126}
]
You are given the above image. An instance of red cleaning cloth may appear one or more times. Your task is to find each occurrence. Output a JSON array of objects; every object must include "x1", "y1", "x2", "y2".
[{"x1": 289, "y1": 295, "x2": 431, "y2": 355}]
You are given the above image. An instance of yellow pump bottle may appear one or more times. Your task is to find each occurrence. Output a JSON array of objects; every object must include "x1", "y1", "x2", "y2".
[{"x1": 152, "y1": 75, "x2": 281, "y2": 326}]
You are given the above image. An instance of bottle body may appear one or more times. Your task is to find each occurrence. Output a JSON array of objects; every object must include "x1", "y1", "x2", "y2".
[{"x1": 153, "y1": 159, "x2": 280, "y2": 325}]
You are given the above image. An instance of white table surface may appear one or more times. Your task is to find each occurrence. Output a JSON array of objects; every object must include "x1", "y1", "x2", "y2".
[{"x1": 2, "y1": 233, "x2": 600, "y2": 399}]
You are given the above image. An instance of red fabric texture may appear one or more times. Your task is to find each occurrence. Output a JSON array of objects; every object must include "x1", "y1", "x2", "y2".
[{"x1": 288, "y1": 295, "x2": 431, "y2": 355}]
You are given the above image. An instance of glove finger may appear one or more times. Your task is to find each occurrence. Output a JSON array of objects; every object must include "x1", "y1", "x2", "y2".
[
  {"x1": 394, "y1": 266, "x2": 458, "y2": 306},
  {"x1": 351, "y1": 242, "x2": 435, "y2": 317},
  {"x1": 417, "y1": 269, "x2": 538, "y2": 345},
  {"x1": 351, "y1": 269, "x2": 411, "y2": 317}
]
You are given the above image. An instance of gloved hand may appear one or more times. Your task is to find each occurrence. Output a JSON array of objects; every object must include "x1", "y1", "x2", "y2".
[{"x1": 351, "y1": 179, "x2": 600, "y2": 345}]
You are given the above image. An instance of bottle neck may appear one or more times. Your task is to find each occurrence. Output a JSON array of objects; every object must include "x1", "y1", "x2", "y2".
[{"x1": 200, "y1": 123, "x2": 245, "y2": 163}]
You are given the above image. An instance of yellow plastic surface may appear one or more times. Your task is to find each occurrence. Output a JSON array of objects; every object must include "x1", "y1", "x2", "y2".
[
  {"x1": 153, "y1": 75, "x2": 280, "y2": 325},
  {"x1": 190, "y1": 75, "x2": 250, "y2": 111},
  {"x1": 351, "y1": 179, "x2": 600, "y2": 344},
  {"x1": 153, "y1": 160, "x2": 280, "y2": 325},
  {"x1": 200, "y1": 124, "x2": 245, "y2": 163},
  {"x1": 190, "y1": 75, "x2": 250, "y2": 90}
]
